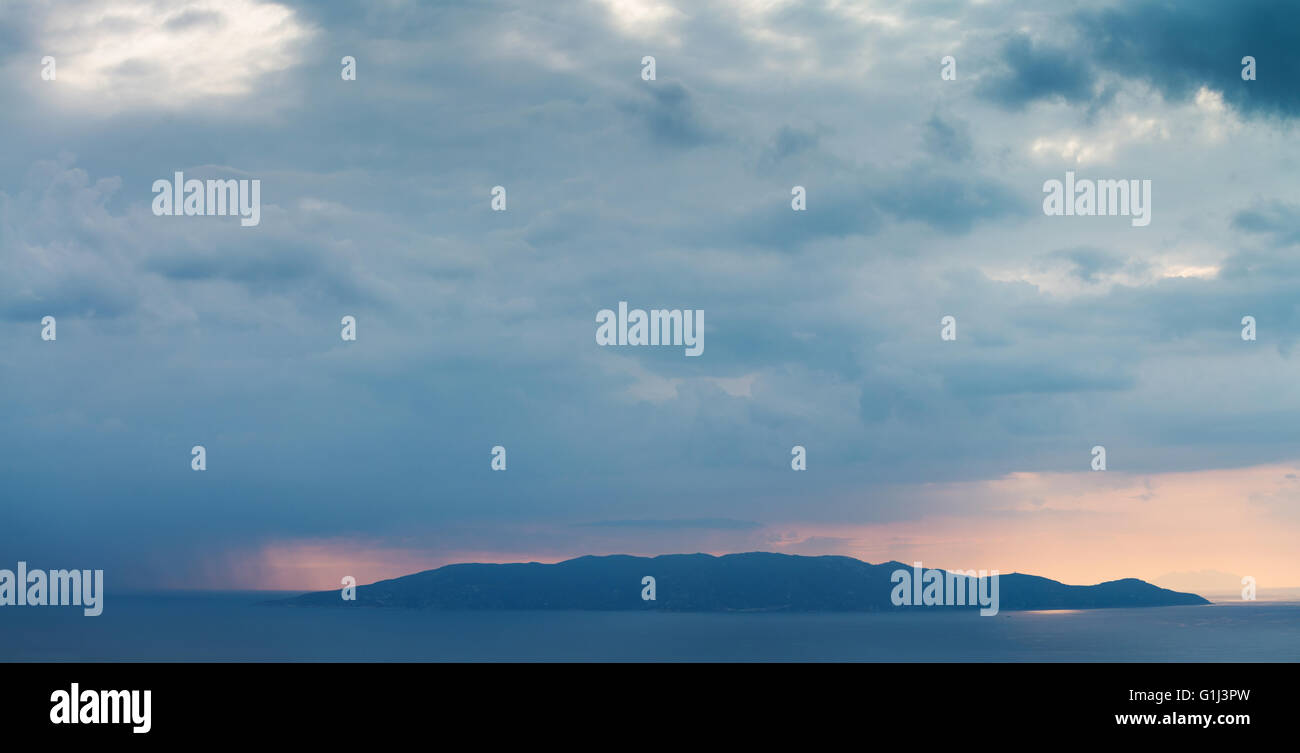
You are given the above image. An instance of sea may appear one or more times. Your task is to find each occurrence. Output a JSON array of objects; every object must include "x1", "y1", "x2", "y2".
[{"x1": 2, "y1": 592, "x2": 1297, "y2": 661}]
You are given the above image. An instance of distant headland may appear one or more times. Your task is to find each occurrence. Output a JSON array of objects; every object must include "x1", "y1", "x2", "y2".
[{"x1": 271, "y1": 552, "x2": 1210, "y2": 613}]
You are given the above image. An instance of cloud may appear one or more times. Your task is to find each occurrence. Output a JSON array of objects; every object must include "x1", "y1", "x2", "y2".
[
  {"x1": 940, "y1": 359, "x2": 1135, "y2": 397},
  {"x1": 871, "y1": 164, "x2": 1024, "y2": 234},
  {"x1": 973, "y1": 1, "x2": 1300, "y2": 121},
  {"x1": 976, "y1": 32, "x2": 1096, "y2": 110},
  {"x1": 28, "y1": 0, "x2": 315, "y2": 112},
  {"x1": 759, "y1": 124, "x2": 822, "y2": 168},
  {"x1": 1075, "y1": 0, "x2": 1300, "y2": 119},
  {"x1": 1232, "y1": 201, "x2": 1300, "y2": 246},
  {"x1": 1047, "y1": 247, "x2": 1127, "y2": 284},
  {"x1": 3, "y1": 0, "x2": 1300, "y2": 588},
  {"x1": 619, "y1": 81, "x2": 721, "y2": 148},
  {"x1": 921, "y1": 111, "x2": 973, "y2": 162},
  {"x1": 579, "y1": 519, "x2": 763, "y2": 530}
]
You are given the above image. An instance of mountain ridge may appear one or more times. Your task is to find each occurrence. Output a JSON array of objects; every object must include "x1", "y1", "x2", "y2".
[{"x1": 271, "y1": 552, "x2": 1210, "y2": 612}]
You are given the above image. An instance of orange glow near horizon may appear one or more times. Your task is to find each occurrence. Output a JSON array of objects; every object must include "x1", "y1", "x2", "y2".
[
  {"x1": 195, "y1": 462, "x2": 1300, "y2": 591},
  {"x1": 767, "y1": 463, "x2": 1300, "y2": 588}
]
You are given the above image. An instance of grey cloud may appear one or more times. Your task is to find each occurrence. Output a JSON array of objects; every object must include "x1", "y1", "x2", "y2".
[
  {"x1": 619, "y1": 82, "x2": 720, "y2": 149},
  {"x1": 871, "y1": 164, "x2": 1025, "y2": 235},
  {"x1": 1076, "y1": 0, "x2": 1300, "y2": 119},
  {"x1": 1232, "y1": 202, "x2": 1300, "y2": 246},
  {"x1": 1047, "y1": 247, "x2": 1127, "y2": 284},
  {"x1": 759, "y1": 125, "x2": 822, "y2": 168},
  {"x1": 921, "y1": 112, "x2": 972, "y2": 162},
  {"x1": 3, "y1": 0, "x2": 1300, "y2": 582},
  {"x1": 579, "y1": 519, "x2": 763, "y2": 530},
  {"x1": 941, "y1": 360, "x2": 1135, "y2": 397},
  {"x1": 976, "y1": 32, "x2": 1096, "y2": 110}
]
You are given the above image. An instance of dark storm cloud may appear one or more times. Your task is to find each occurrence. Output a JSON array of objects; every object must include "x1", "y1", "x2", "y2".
[
  {"x1": 1075, "y1": 0, "x2": 1300, "y2": 118},
  {"x1": 977, "y1": 32, "x2": 1097, "y2": 110},
  {"x1": 979, "y1": 1, "x2": 1300, "y2": 120},
  {"x1": 2, "y1": 0, "x2": 1299, "y2": 585}
]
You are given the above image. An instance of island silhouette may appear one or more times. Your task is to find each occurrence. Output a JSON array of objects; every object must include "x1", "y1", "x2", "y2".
[{"x1": 273, "y1": 552, "x2": 1210, "y2": 612}]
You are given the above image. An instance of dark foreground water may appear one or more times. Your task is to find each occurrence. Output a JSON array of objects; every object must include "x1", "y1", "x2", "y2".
[{"x1": 2, "y1": 592, "x2": 1297, "y2": 661}]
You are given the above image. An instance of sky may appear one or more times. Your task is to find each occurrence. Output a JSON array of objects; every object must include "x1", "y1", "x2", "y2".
[{"x1": 1, "y1": 0, "x2": 1298, "y2": 592}]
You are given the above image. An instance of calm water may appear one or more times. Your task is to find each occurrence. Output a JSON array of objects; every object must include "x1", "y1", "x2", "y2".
[{"x1": 2, "y1": 592, "x2": 1297, "y2": 661}]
